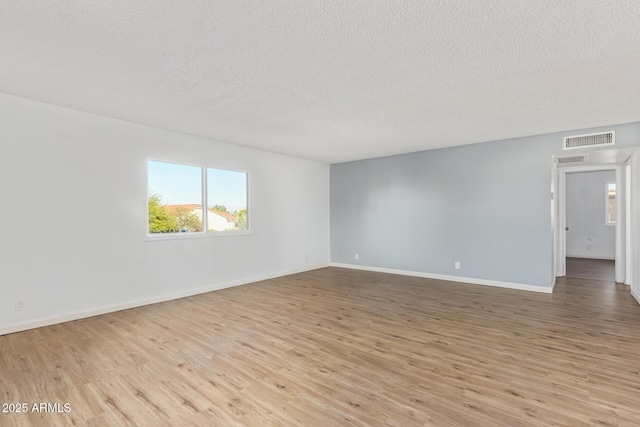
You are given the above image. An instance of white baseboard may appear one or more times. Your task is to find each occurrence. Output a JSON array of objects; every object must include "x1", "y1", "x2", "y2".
[
  {"x1": 0, "y1": 264, "x2": 327, "y2": 336},
  {"x1": 329, "y1": 262, "x2": 553, "y2": 294},
  {"x1": 632, "y1": 288, "x2": 640, "y2": 305},
  {"x1": 566, "y1": 255, "x2": 615, "y2": 260}
]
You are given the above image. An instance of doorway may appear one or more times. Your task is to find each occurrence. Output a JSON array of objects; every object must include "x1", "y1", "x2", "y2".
[
  {"x1": 554, "y1": 164, "x2": 625, "y2": 284},
  {"x1": 564, "y1": 170, "x2": 616, "y2": 281}
]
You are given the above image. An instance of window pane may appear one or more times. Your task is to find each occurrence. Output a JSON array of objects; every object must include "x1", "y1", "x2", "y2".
[
  {"x1": 607, "y1": 183, "x2": 616, "y2": 225},
  {"x1": 148, "y1": 161, "x2": 203, "y2": 234},
  {"x1": 206, "y1": 168, "x2": 248, "y2": 232}
]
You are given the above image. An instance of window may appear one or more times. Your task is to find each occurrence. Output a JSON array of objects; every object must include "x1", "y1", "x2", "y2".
[
  {"x1": 148, "y1": 161, "x2": 203, "y2": 234},
  {"x1": 147, "y1": 160, "x2": 249, "y2": 236},
  {"x1": 207, "y1": 168, "x2": 248, "y2": 232},
  {"x1": 606, "y1": 182, "x2": 616, "y2": 225}
]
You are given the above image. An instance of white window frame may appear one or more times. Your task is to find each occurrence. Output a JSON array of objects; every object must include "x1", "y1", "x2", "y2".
[
  {"x1": 606, "y1": 182, "x2": 616, "y2": 226},
  {"x1": 146, "y1": 160, "x2": 251, "y2": 240},
  {"x1": 205, "y1": 167, "x2": 250, "y2": 236}
]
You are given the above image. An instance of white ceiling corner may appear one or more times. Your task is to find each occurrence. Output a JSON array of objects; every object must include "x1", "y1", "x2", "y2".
[{"x1": 0, "y1": 1, "x2": 639, "y2": 163}]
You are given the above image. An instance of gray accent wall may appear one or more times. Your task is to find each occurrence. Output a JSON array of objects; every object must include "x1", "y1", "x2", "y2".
[{"x1": 331, "y1": 122, "x2": 640, "y2": 288}]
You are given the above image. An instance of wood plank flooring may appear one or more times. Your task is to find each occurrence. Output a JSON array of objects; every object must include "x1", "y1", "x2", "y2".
[
  {"x1": 566, "y1": 257, "x2": 616, "y2": 282},
  {"x1": 1, "y1": 266, "x2": 640, "y2": 426}
]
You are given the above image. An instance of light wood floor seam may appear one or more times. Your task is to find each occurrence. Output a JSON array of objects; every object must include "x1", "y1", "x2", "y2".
[{"x1": 1, "y1": 262, "x2": 639, "y2": 426}]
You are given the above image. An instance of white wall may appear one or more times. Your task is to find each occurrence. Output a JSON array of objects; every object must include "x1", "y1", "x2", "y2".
[
  {"x1": 566, "y1": 170, "x2": 616, "y2": 259},
  {"x1": 630, "y1": 149, "x2": 640, "y2": 304},
  {"x1": 0, "y1": 93, "x2": 330, "y2": 334}
]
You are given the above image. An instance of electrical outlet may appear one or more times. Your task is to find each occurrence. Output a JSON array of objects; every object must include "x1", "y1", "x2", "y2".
[
  {"x1": 355, "y1": 253, "x2": 359, "y2": 260},
  {"x1": 15, "y1": 300, "x2": 25, "y2": 312},
  {"x1": 587, "y1": 244, "x2": 592, "y2": 250},
  {"x1": 455, "y1": 261, "x2": 461, "y2": 270}
]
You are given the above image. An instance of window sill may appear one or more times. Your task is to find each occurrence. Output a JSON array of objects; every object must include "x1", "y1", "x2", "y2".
[{"x1": 145, "y1": 230, "x2": 252, "y2": 241}]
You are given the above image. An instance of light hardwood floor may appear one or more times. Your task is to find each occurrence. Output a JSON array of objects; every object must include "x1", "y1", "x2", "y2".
[{"x1": 1, "y1": 266, "x2": 639, "y2": 426}]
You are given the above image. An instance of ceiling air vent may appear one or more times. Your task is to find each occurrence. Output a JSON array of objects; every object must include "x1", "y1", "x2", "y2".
[
  {"x1": 563, "y1": 131, "x2": 615, "y2": 150},
  {"x1": 557, "y1": 155, "x2": 587, "y2": 164}
]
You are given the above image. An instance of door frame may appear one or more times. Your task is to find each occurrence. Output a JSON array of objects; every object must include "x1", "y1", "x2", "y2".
[
  {"x1": 625, "y1": 162, "x2": 633, "y2": 286},
  {"x1": 554, "y1": 164, "x2": 625, "y2": 282}
]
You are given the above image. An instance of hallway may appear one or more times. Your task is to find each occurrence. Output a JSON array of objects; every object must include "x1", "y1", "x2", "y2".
[{"x1": 565, "y1": 257, "x2": 615, "y2": 282}]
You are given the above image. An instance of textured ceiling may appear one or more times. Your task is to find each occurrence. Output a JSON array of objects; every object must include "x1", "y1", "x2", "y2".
[{"x1": 1, "y1": 1, "x2": 639, "y2": 163}]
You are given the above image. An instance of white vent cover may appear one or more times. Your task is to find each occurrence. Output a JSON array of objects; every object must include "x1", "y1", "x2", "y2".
[
  {"x1": 557, "y1": 155, "x2": 588, "y2": 164},
  {"x1": 563, "y1": 131, "x2": 615, "y2": 150}
]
